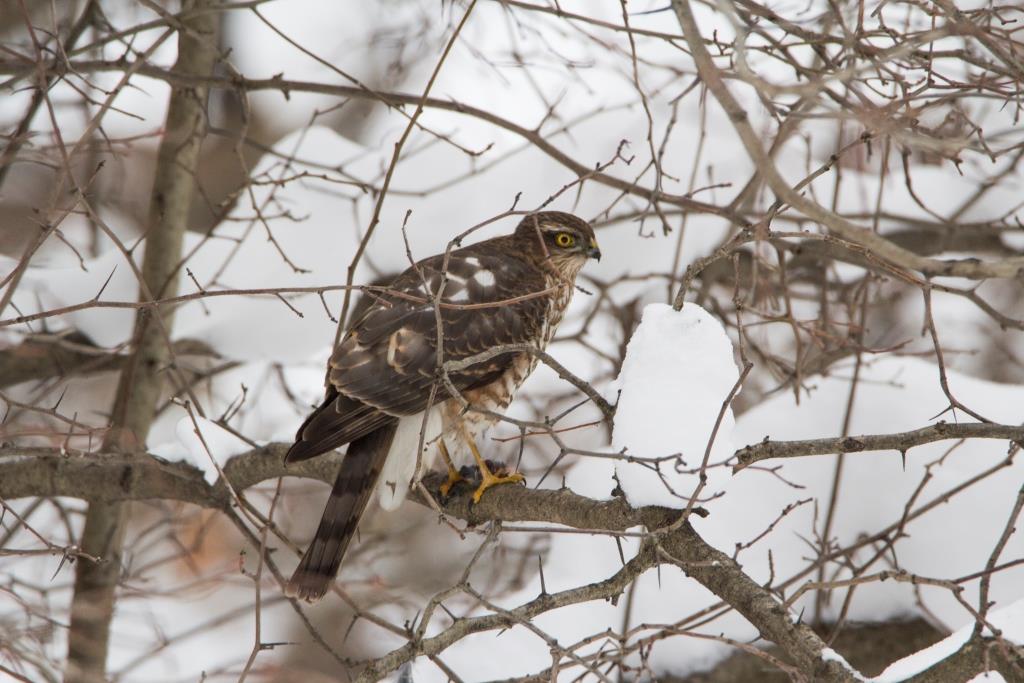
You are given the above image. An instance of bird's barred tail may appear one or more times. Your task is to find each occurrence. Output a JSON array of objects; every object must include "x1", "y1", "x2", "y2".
[{"x1": 286, "y1": 424, "x2": 397, "y2": 602}]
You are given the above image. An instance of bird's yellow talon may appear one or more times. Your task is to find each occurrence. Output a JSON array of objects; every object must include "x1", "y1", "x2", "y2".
[
  {"x1": 471, "y1": 470, "x2": 525, "y2": 504},
  {"x1": 437, "y1": 440, "x2": 464, "y2": 497},
  {"x1": 462, "y1": 435, "x2": 525, "y2": 503},
  {"x1": 440, "y1": 468, "x2": 464, "y2": 497}
]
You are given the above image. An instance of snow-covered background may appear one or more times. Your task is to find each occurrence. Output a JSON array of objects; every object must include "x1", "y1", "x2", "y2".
[{"x1": 2, "y1": 0, "x2": 1023, "y2": 681}]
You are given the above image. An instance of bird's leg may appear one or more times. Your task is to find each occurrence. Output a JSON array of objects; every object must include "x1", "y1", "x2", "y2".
[
  {"x1": 437, "y1": 440, "x2": 464, "y2": 497},
  {"x1": 464, "y1": 435, "x2": 525, "y2": 504}
]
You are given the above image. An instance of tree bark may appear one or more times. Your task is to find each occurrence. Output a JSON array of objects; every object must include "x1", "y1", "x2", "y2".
[{"x1": 63, "y1": 4, "x2": 219, "y2": 681}]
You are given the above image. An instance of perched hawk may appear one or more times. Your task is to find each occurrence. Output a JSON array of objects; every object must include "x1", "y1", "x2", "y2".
[{"x1": 285, "y1": 211, "x2": 600, "y2": 601}]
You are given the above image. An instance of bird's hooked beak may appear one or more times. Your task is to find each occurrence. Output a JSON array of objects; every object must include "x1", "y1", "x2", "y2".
[{"x1": 587, "y1": 238, "x2": 602, "y2": 261}]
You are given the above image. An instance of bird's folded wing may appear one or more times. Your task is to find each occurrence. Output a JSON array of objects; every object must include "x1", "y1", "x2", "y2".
[{"x1": 287, "y1": 245, "x2": 550, "y2": 463}]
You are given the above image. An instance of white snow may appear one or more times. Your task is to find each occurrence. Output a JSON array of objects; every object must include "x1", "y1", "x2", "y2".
[
  {"x1": 874, "y1": 598, "x2": 1024, "y2": 681},
  {"x1": 513, "y1": 354, "x2": 1024, "y2": 680},
  {"x1": 822, "y1": 648, "x2": 868, "y2": 681},
  {"x1": 15, "y1": 246, "x2": 140, "y2": 347},
  {"x1": 162, "y1": 415, "x2": 253, "y2": 485},
  {"x1": 610, "y1": 302, "x2": 740, "y2": 508}
]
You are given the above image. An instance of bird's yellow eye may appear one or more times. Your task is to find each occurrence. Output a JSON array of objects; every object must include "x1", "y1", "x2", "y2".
[{"x1": 555, "y1": 232, "x2": 575, "y2": 247}]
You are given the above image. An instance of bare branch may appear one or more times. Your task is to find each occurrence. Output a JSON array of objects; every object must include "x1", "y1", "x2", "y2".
[{"x1": 735, "y1": 422, "x2": 1024, "y2": 470}]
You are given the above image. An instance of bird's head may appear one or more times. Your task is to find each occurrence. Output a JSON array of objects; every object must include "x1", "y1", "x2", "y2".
[{"x1": 514, "y1": 211, "x2": 601, "y2": 276}]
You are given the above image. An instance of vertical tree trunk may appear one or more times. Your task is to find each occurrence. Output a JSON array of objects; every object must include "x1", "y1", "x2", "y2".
[{"x1": 64, "y1": 4, "x2": 219, "y2": 681}]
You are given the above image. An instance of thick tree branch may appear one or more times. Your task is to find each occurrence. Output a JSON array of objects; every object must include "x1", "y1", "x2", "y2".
[
  {"x1": 1, "y1": 444, "x2": 853, "y2": 681},
  {"x1": 5, "y1": 443, "x2": 1017, "y2": 679},
  {"x1": 0, "y1": 334, "x2": 217, "y2": 389}
]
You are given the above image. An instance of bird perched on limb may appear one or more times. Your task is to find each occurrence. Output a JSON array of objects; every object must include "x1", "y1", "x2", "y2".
[{"x1": 284, "y1": 211, "x2": 601, "y2": 602}]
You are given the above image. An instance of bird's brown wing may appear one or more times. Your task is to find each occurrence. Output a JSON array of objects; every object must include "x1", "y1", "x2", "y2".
[
  {"x1": 283, "y1": 388, "x2": 392, "y2": 462},
  {"x1": 285, "y1": 241, "x2": 550, "y2": 464}
]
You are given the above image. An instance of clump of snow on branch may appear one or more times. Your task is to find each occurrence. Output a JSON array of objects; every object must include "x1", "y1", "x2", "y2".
[
  {"x1": 874, "y1": 598, "x2": 1024, "y2": 682},
  {"x1": 610, "y1": 302, "x2": 739, "y2": 508},
  {"x1": 152, "y1": 415, "x2": 252, "y2": 485},
  {"x1": 821, "y1": 648, "x2": 867, "y2": 681}
]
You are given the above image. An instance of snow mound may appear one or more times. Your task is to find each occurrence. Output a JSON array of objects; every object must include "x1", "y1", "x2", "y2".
[
  {"x1": 610, "y1": 303, "x2": 740, "y2": 508},
  {"x1": 170, "y1": 415, "x2": 252, "y2": 484}
]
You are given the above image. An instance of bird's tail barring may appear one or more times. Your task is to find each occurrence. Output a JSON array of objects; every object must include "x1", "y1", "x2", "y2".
[{"x1": 285, "y1": 424, "x2": 396, "y2": 602}]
